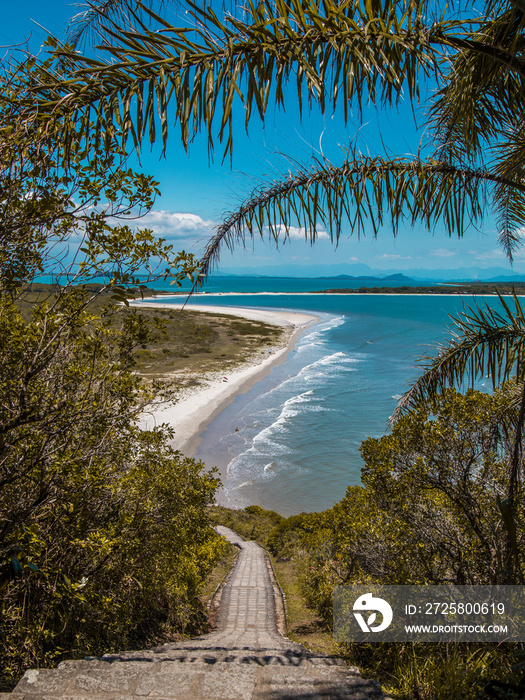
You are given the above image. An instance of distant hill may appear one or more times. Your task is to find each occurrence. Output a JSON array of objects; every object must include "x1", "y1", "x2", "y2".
[
  {"x1": 484, "y1": 275, "x2": 525, "y2": 282},
  {"x1": 218, "y1": 263, "x2": 525, "y2": 280},
  {"x1": 383, "y1": 273, "x2": 414, "y2": 281}
]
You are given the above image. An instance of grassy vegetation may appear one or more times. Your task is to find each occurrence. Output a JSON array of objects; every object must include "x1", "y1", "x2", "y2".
[
  {"x1": 271, "y1": 557, "x2": 337, "y2": 656},
  {"x1": 208, "y1": 505, "x2": 285, "y2": 545},
  {"x1": 198, "y1": 537, "x2": 238, "y2": 628},
  {"x1": 130, "y1": 309, "x2": 285, "y2": 382},
  {"x1": 15, "y1": 284, "x2": 288, "y2": 387}
]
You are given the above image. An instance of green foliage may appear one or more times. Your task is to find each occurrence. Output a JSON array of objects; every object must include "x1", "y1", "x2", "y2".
[
  {"x1": 282, "y1": 387, "x2": 524, "y2": 699},
  {"x1": 6, "y1": 3, "x2": 525, "y2": 697},
  {"x1": 389, "y1": 644, "x2": 517, "y2": 700},
  {"x1": 266, "y1": 513, "x2": 312, "y2": 559},
  {"x1": 297, "y1": 390, "x2": 520, "y2": 627},
  {"x1": 0, "y1": 47, "x2": 221, "y2": 691},
  {"x1": 17, "y1": 0, "x2": 443, "y2": 158},
  {"x1": 201, "y1": 156, "x2": 497, "y2": 277},
  {"x1": 342, "y1": 642, "x2": 520, "y2": 700},
  {"x1": 209, "y1": 505, "x2": 284, "y2": 546},
  {"x1": 0, "y1": 52, "x2": 203, "y2": 297},
  {"x1": 0, "y1": 290, "x2": 223, "y2": 689},
  {"x1": 392, "y1": 293, "x2": 525, "y2": 584},
  {"x1": 362, "y1": 388, "x2": 520, "y2": 584}
]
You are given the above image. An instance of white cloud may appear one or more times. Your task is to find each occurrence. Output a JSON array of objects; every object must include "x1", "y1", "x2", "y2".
[
  {"x1": 138, "y1": 210, "x2": 216, "y2": 238},
  {"x1": 132, "y1": 214, "x2": 331, "y2": 243},
  {"x1": 273, "y1": 225, "x2": 329, "y2": 240},
  {"x1": 468, "y1": 248, "x2": 505, "y2": 261},
  {"x1": 430, "y1": 248, "x2": 457, "y2": 258},
  {"x1": 377, "y1": 254, "x2": 412, "y2": 260}
]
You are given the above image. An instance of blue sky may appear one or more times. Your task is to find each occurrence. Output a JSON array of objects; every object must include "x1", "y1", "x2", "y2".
[{"x1": 4, "y1": 1, "x2": 522, "y2": 278}]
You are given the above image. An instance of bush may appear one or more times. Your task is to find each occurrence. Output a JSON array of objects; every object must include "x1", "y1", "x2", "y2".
[
  {"x1": 209, "y1": 505, "x2": 284, "y2": 546},
  {"x1": 0, "y1": 294, "x2": 223, "y2": 689},
  {"x1": 291, "y1": 388, "x2": 524, "y2": 699}
]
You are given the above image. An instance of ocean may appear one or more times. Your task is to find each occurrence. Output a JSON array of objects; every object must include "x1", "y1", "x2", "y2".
[{"x1": 148, "y1": 280, "x2": 498, "y2": 517}]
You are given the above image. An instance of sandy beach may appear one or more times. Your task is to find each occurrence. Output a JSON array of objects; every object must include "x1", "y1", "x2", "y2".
[{"x1": 133, "y1": 299, "x2": 319, "y2": 456}]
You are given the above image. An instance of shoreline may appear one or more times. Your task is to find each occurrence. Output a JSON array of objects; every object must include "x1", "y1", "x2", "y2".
[
  {"x1": 147, "y1": 291, "x2": 523, "y2": 297},
  {"x1": 133, "y1": 300, "x2": 319, "y2": 457}
]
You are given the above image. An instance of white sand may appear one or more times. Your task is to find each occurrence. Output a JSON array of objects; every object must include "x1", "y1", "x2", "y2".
[{"x1": 133, "y1": 299, "x2": 319, "y2": 456}]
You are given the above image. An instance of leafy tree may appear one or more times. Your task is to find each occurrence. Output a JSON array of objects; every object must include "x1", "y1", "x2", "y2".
[
  {"x1": 0, "y1": 51, "x2": 202, "y2": 296},
  {"x1": 0, "y1": 53, "x2": 222, "y2": 690},
  {"x1": 392, "y1": 293, "x2": 525, "y2": 582},
  {"x1": 293, "y1": 387, "x2": 522, "y2": 633},
  {"x1": 0, "y1": 289, "x2": 222, "y2": 686},
  {"x1": 363, "y1": 388, "x2": 521, "y2": 584}
]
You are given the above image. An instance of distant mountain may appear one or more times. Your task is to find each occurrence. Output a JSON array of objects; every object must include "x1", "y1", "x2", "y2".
[
  {"x1": 484, "y1": 275, "x2": 525, "y2": 282},
  {"x1": 219, "y1": 263, "x2": 379, "y2": 278},
  {"x1": 218, "y1": 263, "x2": 522, "y2": 281},
  {"x1": 383, "y1": 273, "x2": 414, "y2": 281}
]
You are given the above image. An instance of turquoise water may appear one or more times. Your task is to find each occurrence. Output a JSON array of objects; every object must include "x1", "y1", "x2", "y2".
[
  {"x1": 35, "y1": 274, "x2": 444, "y2": 294},
  {"x1": 150, "y1": 290, "x2": 495, "y2": 516},
  {"x1": 167, "y1": 275, "x2": 444, "y2": 294}
]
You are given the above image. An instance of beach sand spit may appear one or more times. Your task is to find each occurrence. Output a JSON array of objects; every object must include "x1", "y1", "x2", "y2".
[{"x1": 132, "y1": 299, "x2": 318, "y2": 456}]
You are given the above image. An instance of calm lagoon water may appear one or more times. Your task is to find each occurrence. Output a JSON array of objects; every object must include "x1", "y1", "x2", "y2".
[{"x1": 152, "y1": 286, "x2": 497, "y2": 516}]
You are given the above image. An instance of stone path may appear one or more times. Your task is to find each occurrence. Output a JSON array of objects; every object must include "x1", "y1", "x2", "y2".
[{"x1": 3, "y1": 526, "x2": 384, "y2": 699}]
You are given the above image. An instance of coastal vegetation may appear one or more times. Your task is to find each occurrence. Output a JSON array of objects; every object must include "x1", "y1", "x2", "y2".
[
  {"x1": 4, "y1": 0, "x2": 525, "y2": 698},
  {"x1": 0, "y1": 64, "x2": 228, "y2": 693},
  {"x1": 0, "y1": 293, "x2": 228, "y2": 691},
  {"x1": 314, "y1": 282, "x2": 525, "y2": 295},
  {"x1": 0, "y1": 287, "x2": 286, "y2": 689},
  {"x1": 15, "y1": 284, "x2": 287, "y2": 383},
  {"x1": 212, "y1": 383, "x2": 524, "y2": 699}
]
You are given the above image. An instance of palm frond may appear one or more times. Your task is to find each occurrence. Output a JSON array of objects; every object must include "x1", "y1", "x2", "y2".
[
  {"x1": 67, "y1": 0, "x2": 138, "y2": 47},
  {"x1": 67, "y1": 0, "x2": 194, "y2": 48},
  {"x1": 200, "y1": 155, "x2": 525, "y2": 276},
  {"x1": 494, "y1": 179, "x2": 525, "y2": 260},
  {"x1": 393, "y1": 293, "x2": 525, "y2": 421},
  {"x1": 19, "y1": 0, "x2": 461, "y2": 158},
  {"x1": 430, "y1": 4, "x2": 525, "y2": 163}
]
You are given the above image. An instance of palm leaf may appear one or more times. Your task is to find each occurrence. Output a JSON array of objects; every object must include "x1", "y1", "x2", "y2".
[
  {"x1": 199, "y1": 155, "x2": 525, "y2": 276},
  {"x1": 393, "y1": 293, "x2": 525, "y2": 421},
  {"x1": 430, "y1": 4, "x2": 525, "y2": 166},
  {"x1": 16, "y1": 0, "x2": 460, "y2": 158},
  {"x1": 67, "y1": 0, "x2": 184, "y2": 48}
]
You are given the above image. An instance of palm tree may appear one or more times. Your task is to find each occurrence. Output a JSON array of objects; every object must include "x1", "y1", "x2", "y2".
[
  {"x1": 6, "y1": 0, "x2": 525, "y2": 269},
  {"x1": 392, "y1": 292, "x2": 525, "y2": 582}
]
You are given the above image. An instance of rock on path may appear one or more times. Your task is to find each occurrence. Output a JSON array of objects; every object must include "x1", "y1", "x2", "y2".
[{"x1": 2, "y1": 526, "x2": 384, "y2": 699}]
